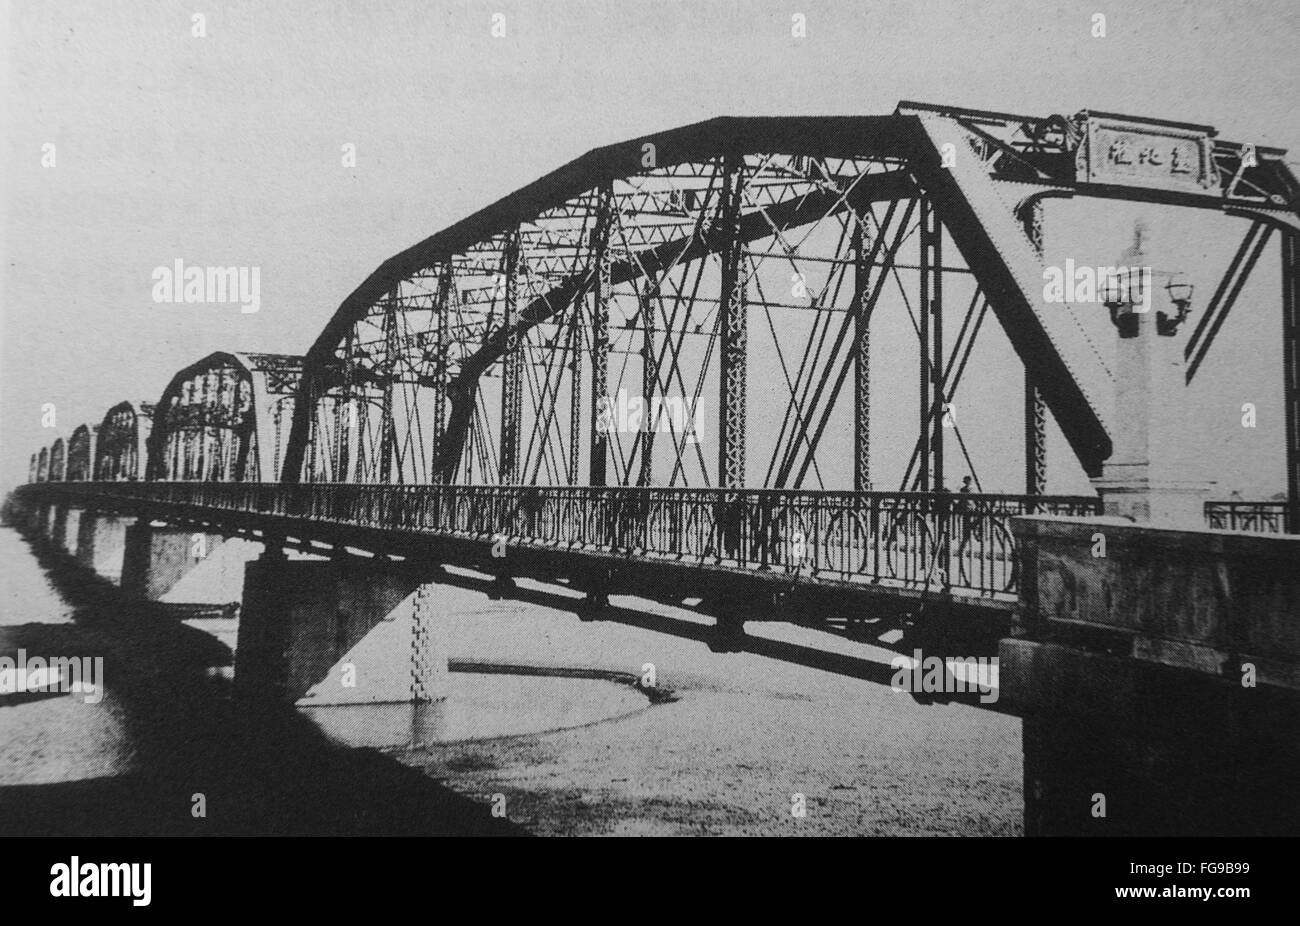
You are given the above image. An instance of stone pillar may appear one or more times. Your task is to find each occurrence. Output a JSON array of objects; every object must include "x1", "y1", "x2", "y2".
[
  {"x1": 234, "y1": 555, "x2": 448, "y2": 705},
  {"x1": 50, "y1": 505, "x2": 69, "y2": 550},
  {"x1": 120, "y1": 520, "x2": 227, "y2": 601},
  {"x1": 90, "y1": 515, "x2": 130, "y2": 582},
  {"x1": 63, "y1": 508, "x2": 81, "y2": 554},
  {"x1": 1092, "y1": 258, "x2": 1212, "y2": 528},
  {"x1": 74, "y1": 509, "x2": 99, "y2": 569}
]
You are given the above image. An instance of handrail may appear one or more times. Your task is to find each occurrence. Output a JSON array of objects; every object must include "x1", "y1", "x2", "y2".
[{"x1": 15, "y1": 482, "x2": 1107, "y2": 599}]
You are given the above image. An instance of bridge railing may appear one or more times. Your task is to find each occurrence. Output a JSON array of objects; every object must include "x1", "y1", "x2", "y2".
[
  {"x1": 23, "y1": 481, "x2": 1106, "y2": 599},
  {"x1": 1203, "y1": 500, "x2": 1294, "y2": 535}
]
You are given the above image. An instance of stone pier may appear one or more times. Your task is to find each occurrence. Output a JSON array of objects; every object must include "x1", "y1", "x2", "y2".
[
  {"x1": 74, "y1": 510, "x2": 131, "y2": 581},
  {"x1": 120, "y1": 520, "x2": 230, "y2": 601},
  {"x1": 50, "y1": 504, "x2": 70, "y2": 551},
  {"x1": 234, "y1": 553, "x2": 448, "y2": 705}
]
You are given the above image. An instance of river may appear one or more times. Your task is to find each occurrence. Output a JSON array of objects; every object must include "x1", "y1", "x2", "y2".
[{"x1": 0, "y1": 520, "x2": 1023, "y2": 836}]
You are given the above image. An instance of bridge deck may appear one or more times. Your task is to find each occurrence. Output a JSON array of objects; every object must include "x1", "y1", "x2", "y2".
[{"x1": 18, "y1": 482, "x2": 1102, "y2": 607}]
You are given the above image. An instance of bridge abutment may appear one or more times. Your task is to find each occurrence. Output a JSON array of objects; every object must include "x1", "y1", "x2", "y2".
[{"x1": 1003, "y1": 517, "x2": 1300, "y2": 836}]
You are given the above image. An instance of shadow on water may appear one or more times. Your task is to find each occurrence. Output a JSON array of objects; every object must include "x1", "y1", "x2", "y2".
[{"x1": 0, "y1": 513, "x2": 524, "y2": 836}]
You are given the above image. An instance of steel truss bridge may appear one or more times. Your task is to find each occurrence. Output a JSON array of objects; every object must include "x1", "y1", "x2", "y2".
[{"x1": 16, "y1": 101, "x2": 1300, "y2": 650}]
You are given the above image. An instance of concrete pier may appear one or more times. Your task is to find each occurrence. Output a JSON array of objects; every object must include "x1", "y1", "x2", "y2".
[
  {"x1": 234, "y1": 554, "x2": 448, "y2": 704},
  {"x1": 120, "y1": 520, "x2": 229, "y2": 601},
  {"x1": 74, "y1": 510, "x2": 130, "y2": 581},
  {"x1": 50, "y1": 504, "x2": 70, "y2": 551},
  {"x1": 1002, "y1": 517, "x2": 1300, "y2": 835}
]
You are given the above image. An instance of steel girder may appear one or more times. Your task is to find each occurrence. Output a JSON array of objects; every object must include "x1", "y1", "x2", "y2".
[
  {"x1": 95, "y1": 401, "x2": 153, "y2": 482},
  {"x1": 145, "y1": 351, "x2": 301, "y2": 482},
  {"x1": 1284, "y1": 230, "x2": 1300, "y2": 532},
  {"x1": 65, "y1": 424, "x2": 98, "y2": 482},
  {"x1": 282, "y1": 105, "x2": 1300, "y2": 491},
  {"x1": 48, "y1": 438, "x2": 65, "y2": 482}
]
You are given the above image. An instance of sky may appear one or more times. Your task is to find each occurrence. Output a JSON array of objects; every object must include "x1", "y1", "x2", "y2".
[{"x1": 2, "y1": 0, "x2": 1299, "y2": 494}]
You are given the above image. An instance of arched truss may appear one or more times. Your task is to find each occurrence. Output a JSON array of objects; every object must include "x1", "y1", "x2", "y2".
[
  {"x1": 48, "y1": 438, "x2": 66, "y2": 482},
  {"x1": 65, "y1": 424, "x2": 98, "y2": 482},
  {"x1": 94, "y1": 401, "x2": 154, "y2": 481},
  {"x1": 145, "y1": 352, "x2": 302, "y2": 482},
  {"x1": 280, "y1": 103, "x2": 1299, "y2": 497},
  {"x1": 35, "y1": 447, "x2": 48, "y2": 483}
]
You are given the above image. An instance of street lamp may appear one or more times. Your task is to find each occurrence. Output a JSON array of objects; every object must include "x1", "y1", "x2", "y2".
[
  {"x1": 1159, "y1": 276, "x2": 1194, "y2": 336},
  {"x1": 1102, "y1": 268, "x2": 1141, "y2": 337}
]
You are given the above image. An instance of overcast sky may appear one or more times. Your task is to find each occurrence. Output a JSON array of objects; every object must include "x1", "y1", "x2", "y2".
[{"x1": 3, "y1": 0, "x2": 1298, "y2": 493}]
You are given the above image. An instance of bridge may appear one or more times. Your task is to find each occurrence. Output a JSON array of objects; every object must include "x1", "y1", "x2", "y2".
[{"x1": 9, "y1": 102, "x2": 1300, "y2": 835}]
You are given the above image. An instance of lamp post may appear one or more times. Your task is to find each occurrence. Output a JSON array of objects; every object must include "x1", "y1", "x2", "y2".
[{"x1": 1092, "y1": 231, "x2": 1214, "y2": 528}]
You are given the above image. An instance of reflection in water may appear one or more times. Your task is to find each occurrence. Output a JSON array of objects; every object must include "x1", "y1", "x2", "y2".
[{"x1": 299, "y1": 673, "x2": 650, "y2": 749}]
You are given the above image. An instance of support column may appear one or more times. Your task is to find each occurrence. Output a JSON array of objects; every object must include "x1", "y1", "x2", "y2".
[
  {"x1": 74, "y1": 508, "x2": 99, "y2": 569},
  {"x1": 378, "y1": 289, "x2": 399, "y2": 483},
  {"x1": 589, "y1": 188, "x2": 613, "y2": 487},
  {"x1": 918, "y1": 200, "x2": 933, "y2": 491},
  {"x1": 928, "y1": 206, "x2": 945, "y2": 492},
  {"x1": 431, "y1": 263, "x2": 452, "y2": 484},
  {"x1": 1283, "y1": 230, "x2": 1299, "y2": 533},
  {"x1": 51, "y1": 505, "x2": 70, "y2": 551},
  {"x1": 120, "y1": 521, "x2": 227, "y2": 601},
  {"x1": 336, "y1": 330, "x2": 355, "y2": 483},
  {"x1": 75, "y1": 512, "x2": 129, "y2": 582},
  {"x1": 1024, "y1": 376, "x2": 1047, "y2": 501},
  {"x1": 639, "y1": 282, "x2": 657, "y2": 487},
  {"x1": 568, "y1": 292, "x2": 584, "y2": 484},
  {"x1": 1003, "y1": 517, "x2": 1300, "y2": 835},
  {"x1": 499, "y1": 229, "x2": 523, "y2": 484},
  {"x1": 854, "y1": 215, "x2": 872, "y2": 492},
  {"x1": 234, "y1": 556, "x2": 446, "y2": 705},
  {"x1": 717, "y1": 154, "x2": 747, "y2": 490},
  {"x1": 1021, "y1": 197, "x2": 1047, "y2": 503}
]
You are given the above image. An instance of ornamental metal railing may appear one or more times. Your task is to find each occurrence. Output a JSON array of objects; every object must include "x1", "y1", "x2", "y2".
[
  {"x1": 1203, "y1": 501, "x2": 1295, "y2": 535},
  {"x1": 19, "y1": 482, "x2": 1104, "y2": 599}
]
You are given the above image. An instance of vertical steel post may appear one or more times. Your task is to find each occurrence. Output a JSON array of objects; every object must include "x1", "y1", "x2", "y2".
[
  {"x1": 918, "y1": 200, "x2": 933, "y2": 491},
  {"x1": 930, "y1": 209, "x2": 945, "y2": 493},
  {"x1": 717, "y1": 154, "x2": 748, "y2": 490},
  {"x1": 378, "y1": 290, "x2": 399, "y2": 483},
  {"x1": 431, "y1": 264, "x2": 452, "y2": 484},
  {"x1": 639, "y1": 282, "x2": 657, "y2": 487},
  {"x1": 568, "y1": 292, "x2": 583, "y2": 485},
  {"x1": 499, "y1": 231, "x2": 523, "y2": 484},
  {"x1": 589, "y1": 188, "x2": 613, "y2": 487},
  {"x1": 336, "y1": 330, "x2": 354, "y2": 483},
  {"x1": 1284, "y1": 230, "x2": 1300, "y2": 532},
  {"x1": 854, "y1": 214, "x2": 872, "y2": 492},
  {"x1": 1022, "y1": 199, "x2": 1047, "y2": 501}
]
